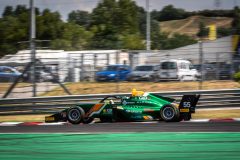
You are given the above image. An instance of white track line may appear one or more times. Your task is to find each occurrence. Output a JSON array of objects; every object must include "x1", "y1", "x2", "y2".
[
  {"x1": 198, "y1": 107, "x2": 240, "y2": 111},
  {"x1": 0, "y1": 122, "x2": 23, "y2": 126},
  {"x1": 186, "y1": 119, "x2": 210, "y2": 122},
  {"x1": 37, "y1": 122, "x2": 67, "y2": 126},
  {"x1": 233, "y1": 118, "x2": 240, "y2": 121}
]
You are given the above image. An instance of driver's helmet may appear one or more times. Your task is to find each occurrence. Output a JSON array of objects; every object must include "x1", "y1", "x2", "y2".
[{"x1": 131, "y1": 88, "x2": 144, "y2": 97}]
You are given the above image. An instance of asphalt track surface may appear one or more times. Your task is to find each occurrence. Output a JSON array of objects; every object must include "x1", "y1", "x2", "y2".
[{"x1": 1, "y1": 121, "x2": 240, "y2": 133}]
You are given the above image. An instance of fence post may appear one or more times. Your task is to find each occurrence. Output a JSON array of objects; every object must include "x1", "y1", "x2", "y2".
[
  {"x1": 129, "y1": 52, "x2": 133, "y2": 69},
  {"x1": 106, "y1": 53, "x2": 110, "y2": 66},
  {"x1": 80, "y1": 54, "x2": 84, "y2": 81},
  {"x1": 199, "y1": 41, "x2": 204, "y2": 90},
  {"x1": 230, "y1": 52, "x2": 234, "y2": 80},
  {"x1": 67, "y1": 54, "x2": 72, "y2": 82},
  {"x1": 116, "y1": 51, "x2": 120, "y2": 64},
  {"x1": 216, "y1": 52, "x2": 220, "y2": 80},
  {"x1": 128, "y1": 51, "x2": 139, "y2": 69},
  {"x1": 93, "y1": 53, "x2": 97, "y2": 81}
]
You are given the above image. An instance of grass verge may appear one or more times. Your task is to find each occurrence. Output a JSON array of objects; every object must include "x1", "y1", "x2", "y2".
[{"x1": 41, "y1": 80, "x2": 240, "y2": 96}]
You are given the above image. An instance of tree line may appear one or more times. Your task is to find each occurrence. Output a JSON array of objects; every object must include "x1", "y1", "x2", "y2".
[
  {"x1": 0, "y1": 0, "x2": 239, "y2": 58},
  {"x1": 151, "y1": 5, "x2": 236, "y2": 22}
]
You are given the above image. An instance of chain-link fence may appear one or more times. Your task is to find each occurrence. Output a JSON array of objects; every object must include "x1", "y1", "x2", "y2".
[{"x1": 1, "y1": 37, "x2": 240, "y2": 98}]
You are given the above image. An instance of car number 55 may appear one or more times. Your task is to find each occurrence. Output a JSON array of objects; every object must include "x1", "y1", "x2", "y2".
[{"x1": 183, "y1": 102, "x2": 191, "y2": 108}]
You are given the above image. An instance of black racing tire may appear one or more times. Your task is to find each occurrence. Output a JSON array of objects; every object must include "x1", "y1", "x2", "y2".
[
  {"x1": 100, "y1": 117, "x2": 113, "y2": 123},
  {"x1": 160, "y1": 105, "x2": 180, "y2": 122},
  {"x1": 67, "y1": 107, "x2": 85, "y2": 124},
  {"x1": 82, "y1": 117, "x2": 94, "y2": 124},
  {"x1": 183, "y1": 114, "x2": 192, "y2": 121}
]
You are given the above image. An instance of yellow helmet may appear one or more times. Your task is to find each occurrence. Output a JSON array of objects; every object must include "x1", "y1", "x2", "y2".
[{"x1": 132, "y1": 88, "x2": 144, "y2": 96}]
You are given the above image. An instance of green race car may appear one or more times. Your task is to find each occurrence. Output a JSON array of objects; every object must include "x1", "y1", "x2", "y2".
[{"x1": 45, "y1": 89, "x2": 200, "y2": 124}]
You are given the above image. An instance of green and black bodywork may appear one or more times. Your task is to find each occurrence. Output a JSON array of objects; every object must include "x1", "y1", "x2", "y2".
[{"x1": 45, "y1": 91, "x2": 200, "y2": 124}]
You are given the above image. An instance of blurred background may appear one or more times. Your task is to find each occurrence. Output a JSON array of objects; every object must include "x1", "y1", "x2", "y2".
[{"x1": 0, "y1": 0, "x2": 240, "y2": 98}]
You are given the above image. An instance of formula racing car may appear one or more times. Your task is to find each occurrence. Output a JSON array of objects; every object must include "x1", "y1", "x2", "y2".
[{"x1": 45, "y1": 89, "x2": 200, "y2": 124}]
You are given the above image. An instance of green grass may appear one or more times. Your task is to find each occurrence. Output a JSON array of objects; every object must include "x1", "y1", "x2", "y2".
[{"x1": 0, "y1": 133, "x2": 239, "y2": 160}]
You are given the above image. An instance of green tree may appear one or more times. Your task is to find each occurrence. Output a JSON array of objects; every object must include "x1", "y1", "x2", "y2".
[
  {"x1": 115, "y1": 0, "x2": 140, "y2": 34},
  {"x1": 68, "y1": 10, "x2": 90, "y2": 28},
  {"x1": 51, "y1": 23, "x2": 92, "y2": 50},
  {"x1": 158, "y1": 5, "x2": 188, "y2": 21},
  {"x1": 197, "y1": 22, "x2": 208, "y2": 38},
  {"x1": 89, "y1": 0, "x2": 118, "y2": 48},
  {"x1": 232, "y1": 6, "x2": 240, "y2": 34},
  {"x1": 163, "y1": 34, "x2": 197, "y2": 49},
  {"x1": 14, "y1": 5, "x2": 28, "y2": 16},
  {"x1": 36, "y1": 9, "x2": 63, "y2": 40},
  {"x1": 2, "y1": 6, "x2": 14, "y2": 17},
  {"x1": 0, "y1": 5, "x2": 88, "y2": 57},
  {"x1": 0, "y1": 5, "x2": 30, "y2": 57},
  {"x1": 151, "y1": 20, "x2": 163, "y2": 49},
  {"x1": 89, "y1": 0, "x2": 144, "y2": 49},
  {"x1": 217, "y1": 27, "x2": 232, "y2": 37},
  {"x1": 120, "y1": 34, "x2": 144, "y2": 49}
]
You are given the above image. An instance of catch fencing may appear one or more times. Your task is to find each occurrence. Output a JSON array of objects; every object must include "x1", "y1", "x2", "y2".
[
  {"x1": 0, "y1": 36, "x2": 240, "y2": 98},
  {"x1": 0, "y1": 89, "x2": 239, "y2": 116}
]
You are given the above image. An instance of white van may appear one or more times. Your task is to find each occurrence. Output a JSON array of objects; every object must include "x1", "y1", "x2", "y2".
[{"x1": 153, "y1": 59, "x2": 199, "y2": 81}]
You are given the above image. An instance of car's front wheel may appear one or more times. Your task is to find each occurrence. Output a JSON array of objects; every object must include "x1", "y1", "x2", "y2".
[
  {"x1": 160, "y1": 105, "x2": 180, "y2": 122},
  {"x1": 67, "y1": 107, "x2": 85, "y2": 124}
]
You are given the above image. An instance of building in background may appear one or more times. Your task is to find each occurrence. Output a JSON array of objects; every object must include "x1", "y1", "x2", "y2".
[{"x1": 144, "y1": 36, "x2": 233, "y2": 65}]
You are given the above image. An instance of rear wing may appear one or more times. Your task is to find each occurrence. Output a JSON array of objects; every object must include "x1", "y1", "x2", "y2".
[{"x1": 178, "y1": 94, "x2": 200, "y2": 121}]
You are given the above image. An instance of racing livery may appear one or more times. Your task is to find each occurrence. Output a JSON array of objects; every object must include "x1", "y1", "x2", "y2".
[{"x1": 45, "y1": 89, "x2": 200, "y2": 124}]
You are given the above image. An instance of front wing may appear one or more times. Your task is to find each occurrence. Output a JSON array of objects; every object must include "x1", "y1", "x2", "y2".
[{"x1": 45, "y1": 110, "x2": 68, "y2": 122}]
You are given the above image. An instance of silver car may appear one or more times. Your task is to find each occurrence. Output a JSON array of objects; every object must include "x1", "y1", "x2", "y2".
[{"x1": 126, "y1": 65, "x2": 156, "y2": 81}]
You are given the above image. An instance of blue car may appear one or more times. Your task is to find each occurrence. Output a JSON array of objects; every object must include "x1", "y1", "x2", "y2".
[
  {"x1": 95, "y1": 64, "x2": 131, "y2": 81},
  {"x1": 0, "y1": 66, "x2": 22, "y2": 82}
]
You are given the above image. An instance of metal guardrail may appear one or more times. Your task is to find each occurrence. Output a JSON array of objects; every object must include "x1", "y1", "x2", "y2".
[{"x1": 0, "y1": 89, "x2": 239, "y2": 115}]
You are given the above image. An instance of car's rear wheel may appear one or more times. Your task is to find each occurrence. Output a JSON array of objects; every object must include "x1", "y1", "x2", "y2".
[
  {"x1": 160, "y1": 105, "x2": 180, "y2": 122},
  {"x1": 67, "y1": 107, "x2": 85, "y2": 124}
]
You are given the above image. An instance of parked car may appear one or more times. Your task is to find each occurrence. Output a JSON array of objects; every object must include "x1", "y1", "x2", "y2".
[
  {"x1": 23, "y1": 66, "x2": 58, "y2": 82},
  {"x1": 219, "y1": 64, "x2": 233, "y2": 80},
  {"x1": 194, "y1": 63, "x2": 234, "y2": 80},
  {"x1": 193, "y1": 64, "x2": 216, "y2": 80},
  {"x1": 95, "y1": 64, "x2": 131, "y2": 82},
  {"x1": 126, "y1": 65, "x2": 156, "y2": 81},
  {"x1": 152, "y1": 59, "x2": 199, "y2": 81},
  {"x1": 0, "y1": 66, "x2": 22, "y2": 82}
]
